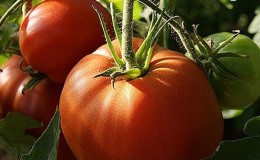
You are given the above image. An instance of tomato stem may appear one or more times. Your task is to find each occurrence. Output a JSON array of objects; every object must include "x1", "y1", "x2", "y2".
[
  {"x1": 94, "y1": 1, "x2": 168, "y2": 86},
  {"x1": 121, "y1": 0, "x2": 137, "y2": 70},
  {"x1": 0, "y1": 0, "x2": 25, "y2": 28},
  {"x1": 22, "y1": 0, "x2": 33, "y2": 18},
  {"x1": 159, "y1": 0, "x2": 175, "y2": 48},
  {"x1": 139, "y1": 0, "x2": 199, "y2": 63}
]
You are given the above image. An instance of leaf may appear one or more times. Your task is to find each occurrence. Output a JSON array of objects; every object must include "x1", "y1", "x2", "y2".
[
  {"x1": 207, "y1": 136, "x2": 260, "y2": 160},
  {"x1": 219, "y1": 0, "x2": 234, "y2": 9},
  {"x1": 244, "y1": 116, "x2": 260, "y2": 137},
  {"x1": 248, "y1": 7, "x2": 260, "y2": 46},
  {"x1": 21, "y1": 109, "x2": 61, "y2": 160},
  {"x1": 207, "y1": 116, "x2": 260, "y2": 160},
  {"x1": 222, "y1": 109, "x2": 244, "y2": 119},
  {"x1": 0, "y1": 112, "x2": 40, "y2": 159},
  {"x1": 0, "y1": 54, "x2": 9, "y2": 66},
  {"x1": 103, "y1": 0, "x2": 143, "y2": 20},
  {"x1": 32, "y1": 0, "x2": 41, "y2": 7}
]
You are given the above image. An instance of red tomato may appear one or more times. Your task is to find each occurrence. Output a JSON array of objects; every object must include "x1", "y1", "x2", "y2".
[
  {"x1": 60, "y1": 37, "x2": 224, "y2": 160},
  {"x1": 12, "y1": 77, "x2": 63, "y2": 137},
  {"x1": 19, "y1": 0, "x2": 113, "y2": 84},
  {"x1": 0, "y1": 55, "x2": 27, "y2": 119},
  {"x1": 0, "y1": 55, "x2": 76, "y2": 159}
]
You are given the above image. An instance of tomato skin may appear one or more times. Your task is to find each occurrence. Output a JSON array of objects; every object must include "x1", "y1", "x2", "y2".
[
  {"x1": 12, "y1": 78, "x2": 63, "y2": 137},
  {"x1": 206, "y1": 32, "x2": 260, "y2": 110},
  {"x1": 0, "y1": 55, "x2": 76, "y2": 160},
  {"x1": 19, "y1": 0, "x2": 113, "y2": 84},
  {"x1": 0, "y1": 55, "x2": 27, "y2": 119},
  {"x1": 60, "y1": 38, "x2": 224, "y2": 160},
  {"x1": 12, "y1": 79, "x2": 76, "y2": 159}
]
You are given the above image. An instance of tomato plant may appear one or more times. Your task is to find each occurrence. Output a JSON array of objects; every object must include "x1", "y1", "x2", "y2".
[
  {"x1": 1, "y1": 0, "x2": 260, "y2": 159},
  {"x1": 59, "y1": 37, "x2": 224, "y2": 160},
  {"x1": 19, "y1": 0, "x2": 113, "y2": 84},
  {"x1": 0, "y1": 55, "x2": 76, "y2": 159}
]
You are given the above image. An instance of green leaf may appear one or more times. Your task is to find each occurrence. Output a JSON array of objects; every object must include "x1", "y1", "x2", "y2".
[
  {"x1": 248, "y1": 7, "x2": 260, "y2": 46},
  {"x1": 219, "y1": 0, "x2": 234, "y2": 9},
  {"x1": 244, "y1": 116, "x2": 260, "y2": 137},
  {"x1": 0, "y1": 54, "x2": 9, "y2": 66},
  {"x1": 207, "y1": 136, "x2": 260, "y2": 160},
  {"x1": 103, "y1": 0, "x2": 143, "y2": 20},
  {"x1": 0, "y1": 112, "x2": 40, "y2": 160},
  {"x1": 207, "y1": 116, "x2": 260, "y2": 159},
  {"x1": 21, "y1": 109, "x2": 61, "y2": 160},
  {"x1": 32, "y1": 0, "x2": 41, "y2": 7},
  {"x1": 222, "y1": 109, "x2": 244, "y2": 119}
]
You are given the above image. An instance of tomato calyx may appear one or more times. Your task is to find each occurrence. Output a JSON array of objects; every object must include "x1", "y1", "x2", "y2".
[
  {"x1": 94, "y1": 2, "x2": 171, "y2": 87},
  {"x1": 189, "y1": 28, "x2": 249, "y2": 80},
  {"x1": 19, "y1": 59, "x2": 46, "y2": 94}
]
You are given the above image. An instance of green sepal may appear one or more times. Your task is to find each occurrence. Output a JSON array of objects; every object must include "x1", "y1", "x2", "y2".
[
  {"x1": 214, "y1": 51, "x2": 249, "y2": 59},
  {"x1": 93, "y1": 5, "x2": 125, "y2": 69},
  {"x1": 213, "y1": 30, "x2": 240, "y2": 54},
  {"x1": 110, "y1": 2, "x2": 122, "y2": 50}
]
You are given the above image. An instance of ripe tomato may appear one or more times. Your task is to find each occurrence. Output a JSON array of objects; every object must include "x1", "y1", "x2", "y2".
[
  {"x1": 0, "y1": 55, "x2": 76, "y2": 159},
  {"x1": 12, "y1": 77, "x2": 63, "y2": 137},
  {"x1": 19, "y1": 0, "x2": 113, "y2": 84},
  {"x1": 206, "y1": 32, "x2": 260, "y2": 110},
  {"x1": 60, "y1": 37, "x2": 224, "y2": 160},
  {"x1": 0, "y1": 55, "x2": 27, "y2": 119}
]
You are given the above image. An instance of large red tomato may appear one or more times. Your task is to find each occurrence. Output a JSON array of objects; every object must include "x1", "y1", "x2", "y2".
[
  {"x1": 60, "y1": 37, "x2": 224, "y2": 160},
  {"x1": 0, "y1": 55, "x2": 76, "y2": 159},
  {"x1": 19, "y1": 0, "x2": 113, "y2": 84}
]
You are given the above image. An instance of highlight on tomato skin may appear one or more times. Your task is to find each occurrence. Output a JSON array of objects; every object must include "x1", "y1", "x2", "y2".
[
  {"x1": 59, "y1": 37, "x2": 224, "y2": 160},
  {"x1": 18, "y1": 0, "x2": 114, "y2": 84}
]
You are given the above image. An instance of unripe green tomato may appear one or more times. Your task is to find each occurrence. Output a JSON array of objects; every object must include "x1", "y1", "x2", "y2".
[{"x1": 205, "y1": 32, "x2": 260, "y2": 110}]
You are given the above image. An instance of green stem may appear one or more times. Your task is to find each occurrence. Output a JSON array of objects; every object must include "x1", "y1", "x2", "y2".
[
  {"x1": 121, "y1": 0, "x2": 137, "y2": 70},
  {"x1": 139, "y1": 0, "x2": 199, "y2": 63},
  {"x1": 0, "y1": 0, "x2": 25, "y2": 28},
  {"x1": 160, "y1": 0, "x2": 173, "y2": 48}
]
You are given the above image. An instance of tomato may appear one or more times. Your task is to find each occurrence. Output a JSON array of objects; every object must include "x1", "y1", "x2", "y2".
[
  {"x1": 60, "y1": 37, "x2": 224, "y2": 160},
  {"x1": 0, "y1": 55, "x2": 27, "y2": 119},
  {"x1": 12, "y1": 77, "x2": 63, "y2": 137},
  {"x1": 19, "y1": 0, "x2": 113, "y2": 84},
  {"x1": 0, "y1": 55, "x2": 76, "y2": 159},
  {"x1": 205, "y1": 32, "x2": 260, "y2": 110}
]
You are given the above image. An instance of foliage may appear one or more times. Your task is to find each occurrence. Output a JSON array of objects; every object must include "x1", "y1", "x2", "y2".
[
  {"x1": 0, "y1": 112, "x2": 40, "y2": 159},
  {"x1": 248, "y1": 6, "x2": 260, "y2": 46},
  {"x1": 208, "y1": 116, "x2": 260, "y2": 160},
  {"x1": 21, "y1": 109, "x2": 61, "y2": 160}
]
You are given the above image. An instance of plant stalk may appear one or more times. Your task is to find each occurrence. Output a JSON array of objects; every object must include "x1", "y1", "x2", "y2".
[
  {"x1": 139, "y1": 0, "x2": 198, "y2": 63},
  {"x1": 121, "y1": 0, "x2": 137, "y2": 70},
  {"x1": 0, "y1": 0, "x2": 25, "y2": 28}
]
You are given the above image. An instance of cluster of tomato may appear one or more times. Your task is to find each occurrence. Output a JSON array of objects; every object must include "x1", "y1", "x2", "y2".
[
  {"x1": 1, "y1": 0, "x2": 260, "y2": 160},
  {"x1": 0, "y1": 0, "x2": 113, "y2": 159}
]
